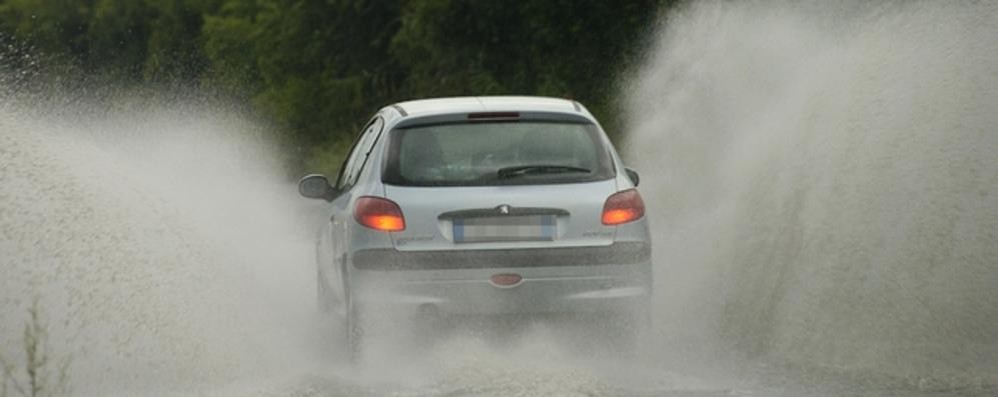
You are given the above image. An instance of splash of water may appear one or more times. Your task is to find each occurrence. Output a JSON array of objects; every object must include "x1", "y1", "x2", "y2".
[
  {"x1": 5, "y1": 2, "x2": 998, "y2": 393},
  {"x1": 0, "y1": 95, "x2": 322, "y2": 395},
  {"x1": 626, "y1": 0, "x2": 998, "y2": 383}
]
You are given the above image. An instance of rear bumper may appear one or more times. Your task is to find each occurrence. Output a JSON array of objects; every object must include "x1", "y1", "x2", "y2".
[
  {"x1": 352, "y1": 241, "x2": 649, "y2": 270},
  {"x1": 347, "y1": 243, "x2": 652, "y2": 316}
]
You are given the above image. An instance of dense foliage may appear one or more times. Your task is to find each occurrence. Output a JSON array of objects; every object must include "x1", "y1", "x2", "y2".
[{"x1": 0, "y1": 0, "x2": 667, "y2": 174}]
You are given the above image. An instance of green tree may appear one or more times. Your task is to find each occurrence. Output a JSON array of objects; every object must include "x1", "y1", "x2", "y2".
[
  {"x1": 144, "y1": 0, "x2": 219, "y2": 83},
  {"x1": 203, "y1": 0, "x2": 404, "y2": 172},
  {"x1": 0, "y1": 0, "x2": 215, "y2": 85}
]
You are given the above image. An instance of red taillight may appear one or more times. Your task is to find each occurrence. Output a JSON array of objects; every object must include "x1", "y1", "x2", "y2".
[
  {"x1": 467, "y1": 112, "x2": 519, "y2": 120},
  {"x1": 602, "y1": 189, "x2": 645, "y2": 225},
  {"x1": 354, "y1": 196, "x2": 405, "y2": 232}
]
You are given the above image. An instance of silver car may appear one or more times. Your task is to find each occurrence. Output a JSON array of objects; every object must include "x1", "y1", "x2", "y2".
[{"x1": 298, "y1": 96, "x2": 651, "y2": 357}]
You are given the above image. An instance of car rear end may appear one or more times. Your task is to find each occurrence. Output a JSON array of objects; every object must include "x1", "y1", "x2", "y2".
[{"x1": 347, "y1": 100, "x2": 652, "y2": 323}]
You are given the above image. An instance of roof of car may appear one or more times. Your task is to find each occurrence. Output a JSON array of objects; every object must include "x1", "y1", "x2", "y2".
[{"x1": 389, "y1": 96, "x2": 585, "y2": 118}]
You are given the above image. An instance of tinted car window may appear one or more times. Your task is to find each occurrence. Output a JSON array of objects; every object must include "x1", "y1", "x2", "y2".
[
  {"x1": 383, "y1": 121, "x2": 614, "y2": 186},
  {"x1": 337, "y1": 117, "x2": 384, "y2": 189}
]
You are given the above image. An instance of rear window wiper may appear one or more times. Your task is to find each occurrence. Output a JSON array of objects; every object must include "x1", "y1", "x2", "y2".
[{"x1": 497, "y1": 164, "x2": 592, "y2": 179}]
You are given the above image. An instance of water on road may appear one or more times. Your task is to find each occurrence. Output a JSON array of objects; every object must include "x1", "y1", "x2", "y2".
[{"x1": 2, "y1": 1, "x2": 997, "y2": 396}]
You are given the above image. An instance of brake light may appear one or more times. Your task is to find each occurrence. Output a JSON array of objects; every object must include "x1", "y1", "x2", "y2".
[
  {"x1": 354, "y1": 196, "x2": 406, "y2": 232},
  {"x1": 601, "y1": 189, "x2": 645, "y2": 225},
  {"x1": 467, "y1": 112, "x2": 519, "y2": 120}
]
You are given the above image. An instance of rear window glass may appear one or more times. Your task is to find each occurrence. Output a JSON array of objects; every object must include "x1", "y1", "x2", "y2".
[{"x1": 382, "y1": 121, "x2": 615, "y2": 186}]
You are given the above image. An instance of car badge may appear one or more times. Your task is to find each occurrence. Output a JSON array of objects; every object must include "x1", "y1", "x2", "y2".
[{"x1": 497, "y1": 204, "x2": 511, "y2": 215}]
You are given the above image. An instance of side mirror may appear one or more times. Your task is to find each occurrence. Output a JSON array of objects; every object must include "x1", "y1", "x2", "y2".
[
  {"x1": 625, "y1": 168, "x2": 640, "y2": 187},
  {"x1": 298, "y1": 174, "x2": 336, "y2": 201}
]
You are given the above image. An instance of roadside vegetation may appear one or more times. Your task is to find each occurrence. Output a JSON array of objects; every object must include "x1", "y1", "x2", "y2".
[
  {"x1": 0, "y1": 0, "x2": 670, "y2": 176},
  {"x1": 0, "y1": 300, "x2": 71, "y2": 397}
]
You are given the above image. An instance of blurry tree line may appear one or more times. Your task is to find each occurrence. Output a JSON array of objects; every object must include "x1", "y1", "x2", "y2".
[{"x1": 0, "y1": 0, "x2": 668, "y2": 175}]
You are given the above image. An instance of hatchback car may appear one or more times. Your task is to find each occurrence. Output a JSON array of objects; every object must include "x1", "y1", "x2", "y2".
[{"x1": 298, "y1": 96, "x2": 651, "y2": 358}]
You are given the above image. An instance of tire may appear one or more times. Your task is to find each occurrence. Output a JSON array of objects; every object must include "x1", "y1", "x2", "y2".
[
  {"x1": 622, "y1": 301, "x2": 653, "y2": 357},
  {"x1": 346, "y1": 296, "x2": 364, "y2": 363},
  {"x1": 412, "y1": 304, "x2": 442, "y2": 349},
  {"x1": 317, "y1": 269, "x2": 333, "y2": 314},
  {"x1": 603, "y1": 302, "x2": 651, "y2": 357}
]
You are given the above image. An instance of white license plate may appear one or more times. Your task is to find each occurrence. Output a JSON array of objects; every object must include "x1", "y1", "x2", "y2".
[{"x1": 453, "y1": 215, "x2": 556, "y2": 243}]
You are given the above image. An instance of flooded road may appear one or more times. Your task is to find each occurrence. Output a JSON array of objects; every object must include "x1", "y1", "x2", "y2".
[{"x1": 2, "y1": 1, "x2": 998, "y2": 396}]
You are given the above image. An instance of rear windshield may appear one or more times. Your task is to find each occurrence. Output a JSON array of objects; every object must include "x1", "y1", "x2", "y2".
[{"x1": 382, "y1": 121, "x2": 615, "y2": 187}]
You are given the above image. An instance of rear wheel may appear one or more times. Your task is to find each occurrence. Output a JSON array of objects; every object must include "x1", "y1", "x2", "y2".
[
  {"x1": 597, "y1": 301, "x2": 651, "y2": 356},
  {"x1": 345, "y1": 295, "x2": 364, "y2": 363},
  {"x1": 317, "y1": 270, "x2": 334, "y2": 314},
  {"x1": 412, "y1": 304, "x2": 443, "y2": 349},
  {"x1": 620, "y1": 301, "x2": 653, "y2": 356}
]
